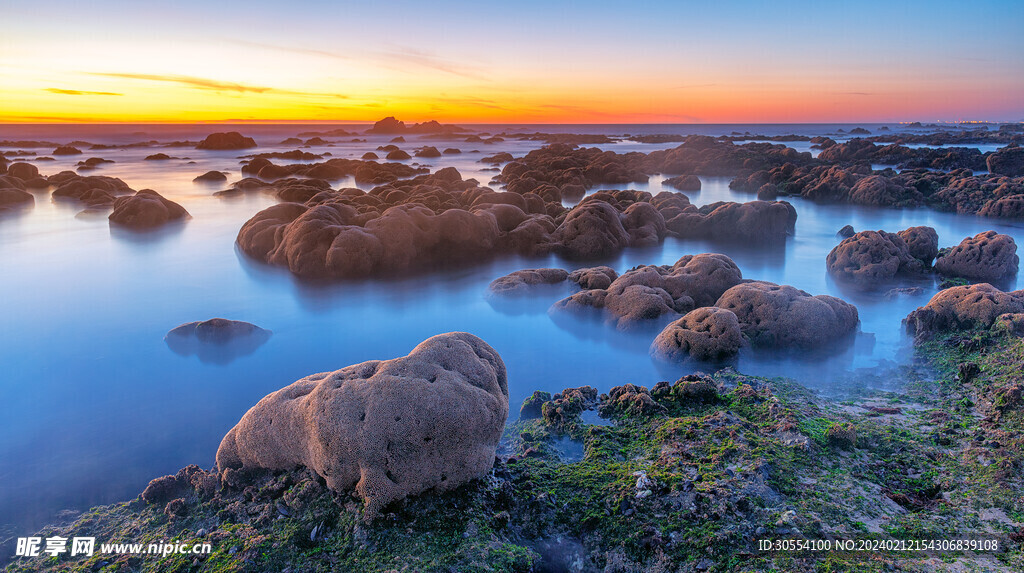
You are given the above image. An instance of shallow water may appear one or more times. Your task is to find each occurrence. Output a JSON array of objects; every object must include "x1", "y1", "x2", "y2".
[{"x1": 0, "y1": 123, "x2": 1019, "y2": 531}]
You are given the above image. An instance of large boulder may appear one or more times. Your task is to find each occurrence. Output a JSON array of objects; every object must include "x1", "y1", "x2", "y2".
[
  {"x1": 215, "y1": 332, "x2": 509, "y2": 518},
  {"x1": 108, "y1": 189, "x2": 190, "y2": 229},
  {"x1": 986, "y1": 145, "x2": 1024, "y2": 176},
  {"x1": 825, "y1": 230, "x2": 926, "y2": 284},
  {"x1": 934, "y1": 231, "x2": 1019, "y2": 282},
  {"x1": 551, "y1": 200, "x2": 631, "y2": 259},
  {"x1": 0, "y1": 187, "x2": 33, "y2": 210},
  {"x1": 553, "y1": 253, "x2": 743, "y2": 329},
  {"x1": 6, "y1": 162, "x2": 39, "y2": 181},
  {"x1": 904, "y1": 283, "x2": 1024, "y2": 340},
  {"x1": 650, "y1": 306, "x2": 743, "y2": 361},
  {"x1": 715, "y1": 281, "x2": 859, "y2": 348},
  {"x1": 196, "y1": 132, "x2": 257, "y2": 150}
]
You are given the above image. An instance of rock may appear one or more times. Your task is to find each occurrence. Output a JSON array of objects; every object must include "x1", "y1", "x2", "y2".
[
  {"x1": 756, "y1": 183, "x2": 778, "y2": 200},
  {"x1": 836, "y1": 225, "x2": 855, "y2": 238},
  {"x1": 934, "y1": 231, "x2": 1018, "y2": 282},
  {"x1": 567, "y1": 266, "x2": 618, "y2": 290},
  {"x1": 826, "y1": 230, "x2": 926, "y2": 284},
  {"x1": 53, "y1": 146, "x2": 82, "y2": 155},
  {"x1": 193, "y1": 170, "x2": 227, "y2": 183},
  {"x1": 145, "y1": 153, "x2": 172, "y2": 160},
  {"x1": 487, "y1": 268, "x2": 569, "y2": 296},
  {"x1": 540, "y1": 386, "x2": 599, "y2": 427},
  {"x1": 386, "y1": 149, "x2": 411, "y2": 160},
  {"x1": 993, "y1": 313, "x2": 1024, "y2": 337},
  {"x1": 0, "y1": 188, "x2": 33, "y2": 210},
  {"x1": 598, "y1": 384, "x2": 665, "y2": 418},
  {"x1": 108, "y1": 189, "x2": 190, "y2": 229},
  {"x1": 6, "y1": 162, "x2": 39, "y2": 181},
  {"x1": 897, "y1": 226, "x2": 939, "y2": 265},
  {"x1": 519, "y1": 391, "x2": 552, "y2": 420},
  {"x1": 663, "y1": 174, "x2": 701, "y2": 191},
  {"x1": 904, "y1": 283, "x2": 1024, "y2": 340},
  {"x1": 715, "y1": 281, "x2": 859, "y2": 348},
  {"x1": 551, "y1": 200, "x2": 632, "y2": 259},
  {"x1": 165, "y1": 319, "x2": 271, "y2": 364},
  {"x1": 361, "y1": 152, "x2": 379, "y2": 160},
  {"x1": 443, "y1": 148, "x2": 461, "y2": 155},
  {"x1": 215, "y1": 332, "x2": 509, "y2": 519},
  {"x1": 553, "y1": 253, "x2": 743, "y2": 330},
  {"x1": 415, "y1": 147, "x2": 442, "y2": 158},
  {"x1": 650, "y1": 306, "x2": 744, "y2": 361},
  {"x1": 196, "y1": 132, "x2": 257, "y2": 150},
  {"x1": 986, "y1": 145, "x2": 1024, "y2": 176}
]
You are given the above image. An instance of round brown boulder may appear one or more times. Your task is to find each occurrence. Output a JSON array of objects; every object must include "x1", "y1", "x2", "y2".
[
  {"x1": 215, "y1": 332, "x2": 509, "y2": 519},
  {"x1": 6, "y1": 162, "x2": 39, "y2": 181},
  {"x1": 0, "y1": 187, "x2": 34, "y2": 209},
  {"x1": 109, "y1": 189, "x2": 190, "y2": 229},
  {"x1": 568, "y1": 266, "x2": 618, "y2": 290},
  {"x1": 826, "y1": 230, "x2": 926, "y2": 284},
  {"x1": 715, "y1": 281, "x2": 859, "y2": 348},
  {"x1": 905, "y1": 283, "x2": 1024, "y2": 340},
  {"x1": 193, "y1": 170, "x2": 227, "y2": 183},
  {"x1": 934, "y1": 231, "x2": 1018, "y2": 281},
  {"x1": 651, "y1": 306, "x2": 743, "y2": 361},
  {"x1": 552, "y1": 200, "x2": 631, "y2": 259}
]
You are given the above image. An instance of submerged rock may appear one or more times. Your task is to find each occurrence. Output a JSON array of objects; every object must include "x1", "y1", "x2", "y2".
[
  {"x1": 715, "y1": 281, "x2": 859, "y2": 348},
  {"x1": 215, "y1": 332, "x2": 509, "y2": 518},
  {"x1": 934, "y1": 231, "x2": 1018, "y2": 282},
  {"x1": 488, "y1": 268, "x2": 569, "y2": 296},
  {"x1": 108, "y1": 189, "x2": 190, "y2": 229},
  {"x1": 165, "y1": 319, "x2": 271, "y2": 364}
]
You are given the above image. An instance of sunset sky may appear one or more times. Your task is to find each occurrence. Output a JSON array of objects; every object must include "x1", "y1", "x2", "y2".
[{"x1": 2, "y1": 0, "x2": 1022, "y2": 123}]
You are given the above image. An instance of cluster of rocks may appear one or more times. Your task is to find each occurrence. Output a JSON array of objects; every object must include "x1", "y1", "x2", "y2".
[
  {"x1": 236, "y1": 159, "x2": 796, "y2": 279},
  {"x1": 216, "y1": 332, "x2": 509, "y2": 518},
  {"x1": 238, "y1": 156, "x2": 427, "y2": 185},
  {"x1": 491, "y1": 253, "x2": 859, "y2": 361},
  {"x1": 364, "y1": 117, "x2": 468, "y2": 135}
]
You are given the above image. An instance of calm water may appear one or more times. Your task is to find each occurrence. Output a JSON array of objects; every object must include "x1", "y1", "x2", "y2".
[{"x1": 1, "y1": 124, "x2": 1020, "y2": 531}]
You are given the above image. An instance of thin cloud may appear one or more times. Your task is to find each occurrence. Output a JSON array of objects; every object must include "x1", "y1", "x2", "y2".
[
  {"x1": 85, "y1": 72, "x2": 274, "y2": 94},
  {"x1": 45, "y1": 88, "x2": 123, "y2": 96},
  {"x1": 227, "y1": 39, "x2": 488, "y2": 81}
]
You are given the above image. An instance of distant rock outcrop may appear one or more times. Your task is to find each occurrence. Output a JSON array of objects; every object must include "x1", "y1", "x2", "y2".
[
  {"x1": 196, "y1": 132, "x2": 257, "y2": 150},
  {"x1": 165, "y1": 319, "x2": 271, "y2": 363},
  {"x1": 215, "y1": 332, "x2": 508, "y2": 519},
  {"x1": 365, "y1": 117, "x2": 468, "y2": 135}
]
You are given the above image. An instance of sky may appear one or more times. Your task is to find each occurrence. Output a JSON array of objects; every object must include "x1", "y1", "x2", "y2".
[{"x1": 1, "y1": 0, "x2": 1022, "y2": 124}]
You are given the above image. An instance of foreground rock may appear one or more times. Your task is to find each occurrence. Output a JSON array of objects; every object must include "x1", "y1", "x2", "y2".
[
  {"x1": 934, "y1": 231, "x2": 1018, "y2": 282},
  {"x1": 715, "y1": 281, "x2": 859, "y2": 348},
  {"x1": 826, "y1": 229, "x2": 932, "y2": 285},
  {"x1": 650, "y1": 306, "x2": 744, "y2": 361},
  {"x1": 165, "y1": 319, "x2": 271, "y2": 364},
  {"x1": 108, "y1": 190, "x2": 190, "y2": 229},
  {"x1": 0, "y1": 187, "x2": 33, "y2": 210},
  {"x1": 553, "y1": 254, "x2": 743, "y2": 329},
  {"x1": 216, "y1": 332, "x2": 509, "y2": 518},
  {"x1": 904, "y1": 283, "x2": 1024, "y2": 341},
  {"x1": 196, "y1": 132, "x2": 257, "y2": 150}
]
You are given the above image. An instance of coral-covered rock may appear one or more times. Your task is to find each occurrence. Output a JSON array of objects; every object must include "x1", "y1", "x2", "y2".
[
  {"x1": 196, "y1": 132, "x2": 257, "y2": 150},
  {"x1": 216, "y1": 332, "x2": 508, "y2": 518},
  {"x1": 552, "y1": 201, "x2": 632, "y2": 259},
  {"x1": 488, "y1": 268, "x2": 569, "y2": 296},
  {"x1": 715, "y1": 282, "x2": 859, "y2": 348},
  {"x1": 519, "y1": 391, "x2": 552, "y2": 420},
  {"x1": 826, "y1": 230, "x2": 926, "y2": 284},
  {"x1": 934, "y1": 231, "x2": 1018, "y2": 281},
  {"x1": 904, "y1": 283, "x2": 1024, "y2": 340},
  {"x1": 108, "y1": 190, "x2": 190, "y2": 229},
  {"x1": 650, "y1": 307, "x2": 744, "y2": 361},
  {"x1": 598, "y1": 384, "x2": 665, "y2": 418},
  {"x1": 541, "y1": 386, "x2": 599, "y2": 428}
]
